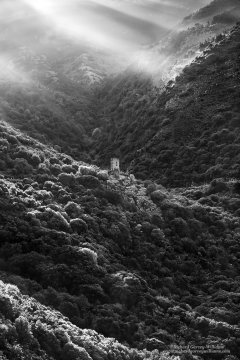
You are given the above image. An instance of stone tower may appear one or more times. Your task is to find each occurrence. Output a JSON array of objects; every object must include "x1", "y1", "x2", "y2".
[{"x1": 111, "y1": 158, "x2": 120, "y2": 172}]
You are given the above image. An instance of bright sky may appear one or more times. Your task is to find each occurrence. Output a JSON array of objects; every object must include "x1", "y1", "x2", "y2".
[
  {"x1": 20, "y1": 0, "x2": 210, "y2": 50},
  {"x1": 0, "y1": 0, "x2": 211, "y2": 80}
]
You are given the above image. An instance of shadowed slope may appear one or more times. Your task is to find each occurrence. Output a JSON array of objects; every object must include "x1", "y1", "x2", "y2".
[{"x1": 93, "y1": 24, "x2": 240, "y2": 186}]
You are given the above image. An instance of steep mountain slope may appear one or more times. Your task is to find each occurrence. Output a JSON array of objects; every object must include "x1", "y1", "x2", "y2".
[
  {"x1": 137, "y1": 0, "x2": 240, "y2": 85},
  {"x1": 0, "y1": 0, "x2": 126, "y2": 83},
  {"x1": 0, "y1": 0, "x2": 127, "y2": 160},
  {"x1": 93, "y1": 23, "x2": 240, "y2": 187},
  {"x1": 1, "y1": 119, "x2": 240, "y2": 359},
  {"x1": 0, "y1": 78, "x2": 94, "y2": 161},
  {"x1": 2, "y1": 0, "x2": 238, "y2": 159},
  {"x1": 0, "y1": 281, "x2": 161, "y2": 360},
  {"x1": 1, "y1": 3, "x2": 240, "y2": 359},
  {"x1": 184, "y1": 0, "x2": 240, "y2": 25}
]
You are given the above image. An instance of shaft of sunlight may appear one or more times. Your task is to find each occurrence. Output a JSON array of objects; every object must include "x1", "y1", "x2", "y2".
[
  {"x1": 21, "y1": 0, "x2": 136, "y2": 52},
  {"x1": 0, "y1": 55, "x2": 31, "y2": 83}
]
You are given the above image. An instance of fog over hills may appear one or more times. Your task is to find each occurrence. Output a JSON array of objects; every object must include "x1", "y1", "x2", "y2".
[
  {"x1": 0, "y1": 0, "x2": 210, "y2": 77},
  {"x1": 0, "y1": 0, "x2": 217, "y2": 158}
]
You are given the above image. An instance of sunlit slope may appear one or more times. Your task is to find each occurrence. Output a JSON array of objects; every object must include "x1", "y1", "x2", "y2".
[
  {"x1": 0, "y1": 0, "x2": 219, "y2": 158},
  {"x1": 0, "y1": 1, "x2": 103, "y2": 160},
  {"x1": 0, "y1": 0, "x2": 213, "y2": 87},
  {"x1": 0, "y1": 120, "x2": 240, "y2": 357},
  {"x1": 0, "y1": 280, "x2": 160, "y2": 360},
  {"x1": 0, "y1": 0, "x2": 170, "y2": 77},
  {"x1": 93, "y1": 24, "x2": 240, "y2": 186},
  {"x1": 184, "y1": 0, "x2": 240, "y2": 25},
  {"x1": 0, "y1": 0, "x2": 165, "y2": 159},
  {"x1": 134, "y1": 0, "x2": 240, "y2": 84},
  {"x1": 0, "y1": 0, "x2": 122, "y2": 85}
]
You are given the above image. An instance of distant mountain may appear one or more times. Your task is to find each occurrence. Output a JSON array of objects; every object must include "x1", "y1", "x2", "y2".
[
  {"x1": 184, "y1": 0, "x2": 240, "y2": 25},
  {"x1": 93, "y1": 24, "x2": 240, "y2": 187},
  {"x1": 1, "y1": 0, "x2": 233, "y2": 159},
  {"x1": 138, "y1": 0, "x2": 240, "y2": 85},
  {"x1": 0, "y1": 1, "x2": 110, "y2": 160}
]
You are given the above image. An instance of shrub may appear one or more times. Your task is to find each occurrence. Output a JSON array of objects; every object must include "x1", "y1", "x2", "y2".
[
  {"x1": 61, "y1": 156, "x2": 72, "y2": 165},
  {"x1": 0, "y1": 159, "x2": 6, "y2": 170},
  {"x1": 64, "y1": 202, "x2": 83, "y2": 218},
  {"x1": 44, "y1": 208, "x2": 70, "y2": 232},
  {"x1": 43, "y1": 181, "x2": 55, "y2": 190},
  {"x1": 150, "y1": 190, "x2": 167, "y2": 203},
  {"x1": 181, "y1": 237, "x2": 197, "y2": 253},
  {"x1": 151, "y1": 228, "x2": 165, "y2": 243},
  {"x1": 171, "y1": 217, "x2": 190, "y2": 237},
  {"x1": 233, "y1": 181, "x2": 240, "y2": 194},
  {"x1": 50, "y1": 164, "x2": 62, "y2": 176},
  {"x1": 58, "y1": 173, "x2": 75, "y2": 187},
  {"x1": 38, "y1": 162, "x2": 50, "y2": 174},
  {"x1": 0, "y1": 296, "x2": 16, "y2": 320},
  {"x1": 151, "y1": 213, "x2": 164, "y2": 227},
  {"x1": 35, "y1": 190, "x2": 53, "y2": 201},
  {"x1": 212, "y1": 114, "x2": 225, "y2": 125},
  {"x1": 97, "y1": 170, "x2": 109, "y2": 181},
  {"x1": 95, "y1": 189, "x2": 122, "y2": 205},
  {"x1": 0, "y1": 138, "x2": 9, "y2": 151},
  {"x1": 6, "y1": 134, "x2": 19, "y2": 145},
  {"x1": 13, "y1": 158, "x2": 33, "y2": 175},
  {"x1": 79, "y1": 166, "x2": 97, "y2": 176},
  {"x1": 15, "y1": 316, "x2": 32, "y2": 344},
  {"x1": 146, "y1": 182, "x2": 157, "y2": 195},
  {"x1": 79, "y1": 248, "x2": 98, "y2": 266},
  {"x1": 77, "y1": 175, "x2": 101, "y2": 189},
  {"x1": 207, "y1": 179, "x2": 228, "y2": 194},
  {"x1": 144, "y1": 338, "x2": 166, "y2": 351},
  {"x1": 29, "y1": 153, "x2": 41, "y2": 167},
  {"x1": 33, "y1": 321, "x2": 62, "y2": 358},
  {"x1": 62, "y1": 164, "x2": 76, "y2": 174},
  {"x1": 92, "y1": 127, "x2": 102, "y2": 139},
  {"x1": 63, "y1": 342, "x2": 92, "y2": 360},
  {"x1": 142, "y1": 221, "x2": 155, "y2": 235},
  {"x1": 70, "y1": 218, "x2": 88, "y2": 234},
  {"x1": 49, "y1": 156, "x2": 59, "y2": 165},
  {"x1": 59, "y1": 301, "x2": 80, "y2": 319}
]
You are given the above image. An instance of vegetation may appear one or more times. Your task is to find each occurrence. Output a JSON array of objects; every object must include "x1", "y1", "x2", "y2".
[
  {"x1": 0, "y1": 62, "x2": 96, "y2": 162},
  {"x1": 93, "y1": 24, "x2": 240, "y2": 187},
  {"x1": 1, "y1": 2, "x2": 240, "y2": 360},
  {"x1": 0, "y1": 119, "x2": 240, "y2": 359},
  {"x1": 0, "y1": 280, "x2": 165, "y2": 360},
  {"x1": 0, "y1": 6, "x2": 116, "y2": 162},
  {"x1": 184, "y1": 0, "x2": 240, "y2": 24}
]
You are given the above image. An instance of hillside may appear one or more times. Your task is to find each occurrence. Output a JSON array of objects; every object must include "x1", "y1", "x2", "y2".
[
  {"x1": 184, "y1": 0, "x2": 240, "y2": 25},
  {"x1": 0, "y1": 280, "x2": 162, "y2": 360},
  {"x1": 0, "y1": 0, "x2": 128, "y2": 160},
  {"x1": 93, "y1": 23, "x2": 240, "y2": 187},
  {"x1": 0, "y1": 281, "x2": 155, "y2": 360},
  {"x1": 1, "y1": 118, "x2": 240, "y2": 359},
  {"x1": 134, "y1": 0, "x2": 240, "y2": 86},
  {"x1": 1, "y1": 2, "x2": 240, "y2": 359},
  {"x1": 1, "y1": 0, "x2": 239, "y2": 160}
]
